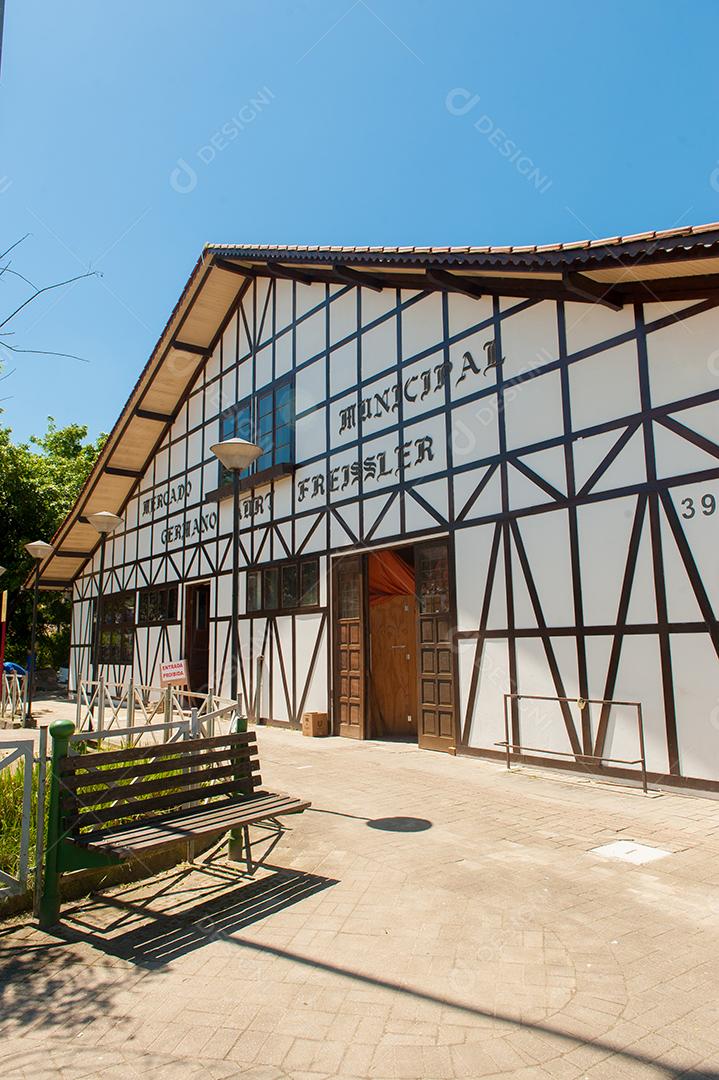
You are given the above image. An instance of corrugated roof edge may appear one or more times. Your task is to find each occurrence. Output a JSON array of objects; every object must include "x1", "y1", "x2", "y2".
[{"x1": 204, "y1": 220, "x2": 719, "y2": 269}]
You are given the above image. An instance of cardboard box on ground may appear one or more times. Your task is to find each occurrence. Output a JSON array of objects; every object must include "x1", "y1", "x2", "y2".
[{"x1": 302, "y1": 712, "x2": 329, "y2": 737}]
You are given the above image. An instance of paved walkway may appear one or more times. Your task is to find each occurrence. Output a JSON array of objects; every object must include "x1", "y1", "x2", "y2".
[{"x1": 1, "y1": 728, "x2": 719, "y2": 1079}]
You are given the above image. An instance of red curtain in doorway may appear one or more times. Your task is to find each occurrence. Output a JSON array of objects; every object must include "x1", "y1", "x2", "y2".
[{"x1": 368, "y1": 550, "x2": 415, "y2": 606}]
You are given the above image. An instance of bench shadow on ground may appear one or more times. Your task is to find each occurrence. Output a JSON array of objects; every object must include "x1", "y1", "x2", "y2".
[{"x1": 59, "y1": 862, "x2": 339, "y2": 968}]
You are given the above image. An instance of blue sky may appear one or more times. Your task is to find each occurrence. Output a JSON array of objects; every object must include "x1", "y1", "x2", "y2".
[{"x1": 2, "y1": 0, "x2": 718, "y2": 444}]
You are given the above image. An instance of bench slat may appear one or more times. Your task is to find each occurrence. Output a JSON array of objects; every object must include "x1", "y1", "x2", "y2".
[
  {"x1": 81, "y1": 793, "x2": 311, "y2": 855},
  {"x1": 69, "y1": 777, "x2": 260, "y2": 830},
  {"x1": 61, "y1": 760, "x2": 262, "y2": 812},
  {"x1": 60, "y1": 731, "x2": 256, "y2": 773},
  {"x1": 61, "y1": 745, "x2": 258, "y2": 789},
  {"x1": 83, "y1": 791, "x2": 303, "y2": 845}
]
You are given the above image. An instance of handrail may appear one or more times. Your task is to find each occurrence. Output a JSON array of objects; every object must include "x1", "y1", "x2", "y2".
[{"x1": 498, "y1": 692, "x2": 648, "y2": 794}]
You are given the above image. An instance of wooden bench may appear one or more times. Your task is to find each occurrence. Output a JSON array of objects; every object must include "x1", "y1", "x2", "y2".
[{"x1": 39, "y1": 719, "x2": 310, "y2": 927}]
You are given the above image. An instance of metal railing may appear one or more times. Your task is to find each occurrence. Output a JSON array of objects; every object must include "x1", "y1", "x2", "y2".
[
  {"x1": 498, "y1": 693, "x2": 648, "y2": 794},
  {"x1": 1, "y1": 672, "x2": 27, "y2": 726}
]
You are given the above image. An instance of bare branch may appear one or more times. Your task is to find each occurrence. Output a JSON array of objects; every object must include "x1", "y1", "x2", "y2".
[
  {"x1": 0, "y1": 342, "x2": 90, "y2": 363},
  {"x1": 0, "y1": 234, "x2": 30, "y2": 262},
  {"x1": 0, "y1": 263, "x2": 39, "y2": 290},
  {"x1": 0, "y1": 270, "x2": 99, "y2": 330}
]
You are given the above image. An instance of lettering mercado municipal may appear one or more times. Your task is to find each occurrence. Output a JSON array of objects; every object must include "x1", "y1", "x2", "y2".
[{"x1": 337, "y1": 346, "x2": 498, "y2": 437}]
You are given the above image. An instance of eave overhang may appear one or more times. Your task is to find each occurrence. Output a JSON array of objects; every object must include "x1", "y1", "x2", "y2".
[{"x1": 32, "y1": 220, "x2": 719, "y2": 589}]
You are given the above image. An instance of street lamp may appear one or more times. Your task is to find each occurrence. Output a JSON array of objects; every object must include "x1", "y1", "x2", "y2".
[
  {"x1": 87, "y1": 511, "x2": 122, "y2": 682},
  {"x1": 24, "y1": 539, "x2": 54, "y2": 725},
  {"x1": 209, "y1": 438, "x2": 262, "y2": 700}
]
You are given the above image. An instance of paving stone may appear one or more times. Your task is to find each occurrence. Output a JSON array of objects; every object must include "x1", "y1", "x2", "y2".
[{"x1": 2, "y1": 725, "x2": 719, "y2": 1079}]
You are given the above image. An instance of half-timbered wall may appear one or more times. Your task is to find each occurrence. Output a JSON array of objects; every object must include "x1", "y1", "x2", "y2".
[{"x1": 70, "y1": 276, "x2": 719, "y2": 785}]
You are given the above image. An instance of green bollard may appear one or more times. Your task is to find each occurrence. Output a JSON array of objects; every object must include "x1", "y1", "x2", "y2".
[{"x1": 39, "y1": 719, "x2": 75, "y2": 928}]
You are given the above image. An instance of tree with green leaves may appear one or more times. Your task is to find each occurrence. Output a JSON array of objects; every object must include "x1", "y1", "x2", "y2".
[{"x1": 0, "y1": 418, "x2": 106, "y2": 668}]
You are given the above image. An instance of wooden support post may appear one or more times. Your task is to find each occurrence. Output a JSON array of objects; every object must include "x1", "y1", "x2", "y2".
[{"x1": 39, "y1": 720, "x2": 75, "y2": 928}]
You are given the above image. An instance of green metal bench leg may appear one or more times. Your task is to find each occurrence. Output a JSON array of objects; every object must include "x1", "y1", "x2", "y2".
[{"x1": 39, "y1": 720, "x2": 75, "y2": 929}]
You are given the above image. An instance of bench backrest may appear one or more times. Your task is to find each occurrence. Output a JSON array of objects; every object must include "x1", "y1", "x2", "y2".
[{"x1": 58, "y1": 731, "x2": 261, "y2": 840}]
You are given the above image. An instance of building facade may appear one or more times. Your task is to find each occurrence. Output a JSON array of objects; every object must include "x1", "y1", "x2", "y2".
[{"x1": 40, "y1": 228, "x2": 719, "y2": 789}]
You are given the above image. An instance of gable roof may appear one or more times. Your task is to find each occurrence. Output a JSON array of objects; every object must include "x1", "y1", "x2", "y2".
[{"x1": 35, "y1": 221, "x2": 719, "y2": 589}]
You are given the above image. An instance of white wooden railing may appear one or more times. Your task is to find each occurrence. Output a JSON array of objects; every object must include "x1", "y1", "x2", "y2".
[
  {"x1": 0, "y1": 672, "x2": 27, "y2": 727},
  {"x1": 75, "y1": 676, "x2": 243, "y2": 738},
  {"x1": 0, "y1": 737, "x2": 35, "y2": 898}
]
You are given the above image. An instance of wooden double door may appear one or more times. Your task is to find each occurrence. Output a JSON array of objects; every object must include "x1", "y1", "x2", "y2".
[{"x1": 332, "y1": 541, "x2": 457, "y2": 753}]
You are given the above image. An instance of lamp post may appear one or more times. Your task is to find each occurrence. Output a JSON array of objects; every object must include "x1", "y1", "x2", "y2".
[
  {"x1": 209, "y1": 438, "x2": 262, "y2": 700},
  {"x1": 87, "y1": 511, "x2": 121, "y2": 683},
  {"x1": 24, "y1": 540, "x2": 54, "y2": 725}
]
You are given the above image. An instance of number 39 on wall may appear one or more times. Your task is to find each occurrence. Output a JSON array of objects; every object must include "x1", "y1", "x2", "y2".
[{"x1": 680, "y1": 492, "x2": 716, "y2": 519}]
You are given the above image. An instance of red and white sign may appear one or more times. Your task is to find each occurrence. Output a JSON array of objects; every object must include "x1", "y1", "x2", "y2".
[{"x1": 160, "y1": 659, "x2": 189, "y2": 686}]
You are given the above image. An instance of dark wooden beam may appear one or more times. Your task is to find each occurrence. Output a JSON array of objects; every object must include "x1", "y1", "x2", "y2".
[
  {"x1": 53, "y1": 550, "x2": 93, "y2": 559},
  {"x1": 171, "y1": 339, "x2": 210, "y2": 356},
  {"x1": 215, "y1": 256, "x2": 317, "y2": 286},
  {"x1": 105, "y1": 466, "x2": 143, "y2": 478},
  {"x1": 332, "y1": 264, "x2": 385, "y2": 292},
  {"x1": 621, "y1": 274, "x2": 719, "y2": 302},
  {"x1": 264, "y1": 263, "x2": 315, "y2": 286},
  {"x1": 134, "y1": 407, "x2": 173, "y2": 423},
  {"x1": 426, "y1": 268, "x2": 484, "y2": 300},
  {"x1": 213, "y1": 257, "x2": 261, "y2": 277},
  {"x1": 562, "y1": 271, "x2": 625, "y2": 310}
]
